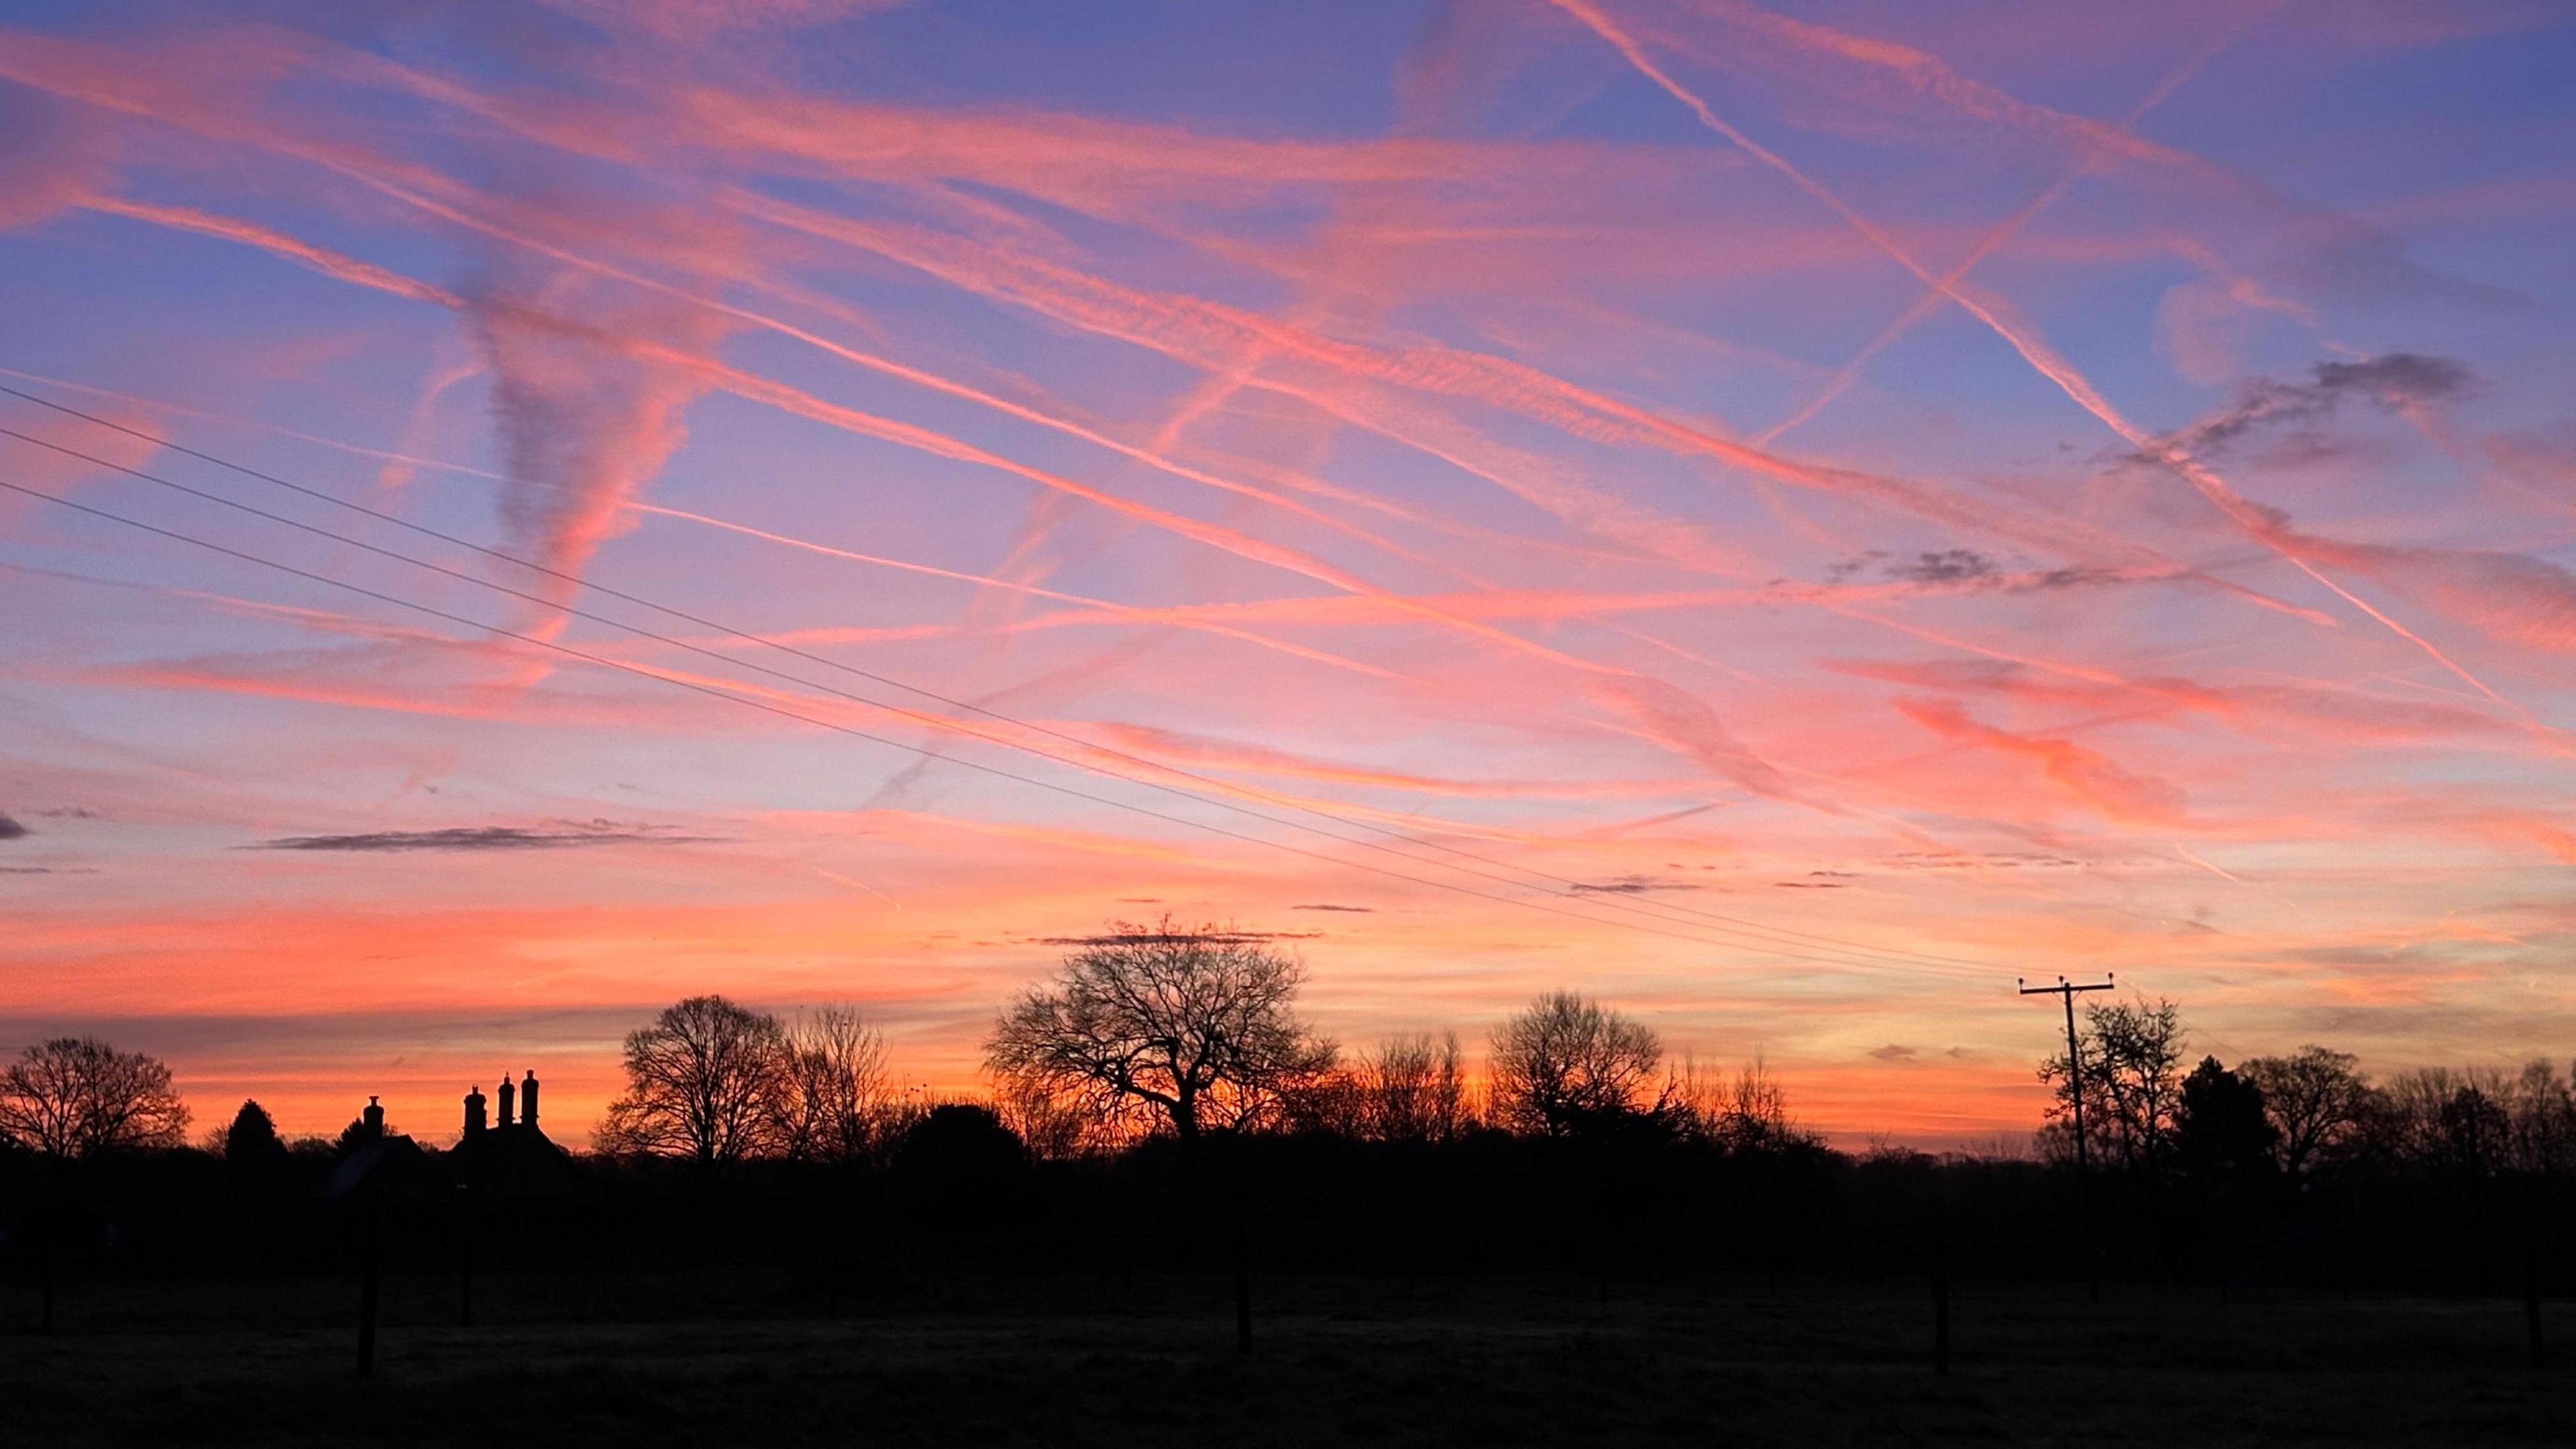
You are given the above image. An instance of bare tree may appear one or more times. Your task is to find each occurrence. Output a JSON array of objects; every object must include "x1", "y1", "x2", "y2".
[
  {"x1": 2242, "y1": 1045, "x2": 2376, "y2": 1180},
  {"x1": 2366, "y1": 1065, "x2": 2528, "y2": 1177},
  {"x1": 2040, "y1": 996, "x2": 2186, "y2": 1178},
  {"x1": 1488, "y1": 991, "x2": 1662, "y2": 1136},
  {"x1": 1672, "y1": 1053, "x2": 1810, "y2": 1151},
  {"x1": 996, "y1": 1079, "x2": 1107, "y2": 1161},
  {"x1": 770, "y1": 1005, "x2": 891, "y2": 1163},
  {"x1": 985, "y1": 918, "x2": 1336, "y2": 1141},
  {"x1": 596, "y1": 996, "x2": 786, "y2": 1166},
  {"x1": 2508, "y1": 1059, "x2": 2576, "y2": 1175},
  {"x1": 0, "y1": 1036, "x2": 191, "y2": 1158},
  {"x1": 1360, "y1": 1032, "x2": 1473, "y2": 1143}
]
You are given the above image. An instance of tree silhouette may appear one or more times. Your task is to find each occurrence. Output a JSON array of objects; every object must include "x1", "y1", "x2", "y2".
[
  {"x1": 1487, "y1": 991, "x2": 1662, "y2": 1137},
  {"x1": 1358, "y1": 1032, "x2": 1473, "y2": 1143},
  {"x1": 0, "y1": 1036, "x2": 190, "y2": 1157},
  {"x1": 2176, "y1": 1057, "x2": 2276, "y2": 1180},
  {"x1": 2041, "y1": 996, "x2": 2186, "y2": 1178},
  {"x1": 2242, "y1": 1046, "x2": 2375, "y2": 1181},
  {"x1": 221, "y1": 1099, "x2": 289, "y2": 1167},
  {"x1": 985, "y1": 918, "x2": 1335, "y2": 1140},
  {"x1": 770, "y1": 1005, "x2": 892, "y2": 1163},
  {"x1": 897, "y1": 1102, "x2": 1025, "y2": 1175},
  {"x1": 2438, "y1": 1083, "x2": 2509, "y2": 1183},
  {"x1": 895, "y1": 1103, "x2": 1028, "y2": 1228},
  {"x1": 597, "y1": 995, "x2": 787, "y2": 1166},
  {"x1": 2496, "y1": 1059, "x2": 2576, "y2": 1176},
  {"x1": 1672, "y1": 1055, "x2": 1813, "y2": 1152},
  {"x1": 996, "y1": 1079, "x2": 1107, "y2": 1161}
]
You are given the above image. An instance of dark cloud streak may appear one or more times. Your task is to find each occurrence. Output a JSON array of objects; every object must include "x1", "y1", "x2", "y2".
[
  {"x1": 1570, "y1": 875, "x2": 1704, "y2": 894},
  {"x1": 1884, "y1": 549, "x2": 1994, "y2": 584},
  {"x1": 2153, "y1": 352, "x2": 2474, "y2": 460},
  {"x1": 1032, "y1": 930, "x2": 1323, "y2": 946},
  {"x1": 250, "y1": 821, "x2": 720, "y2": 853}
]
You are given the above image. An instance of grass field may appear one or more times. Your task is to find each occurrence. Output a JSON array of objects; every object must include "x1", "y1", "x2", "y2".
[{"x1": 7, "y1": 1269, "x2": 2571, "y2": 1446}]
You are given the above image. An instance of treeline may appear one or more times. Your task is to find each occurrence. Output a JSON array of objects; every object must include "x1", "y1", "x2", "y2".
[
  {"x1": 581, "y1": 924, "x2": 1817, "y2": 1166},
  {"x1": 2037, "y1": 994, "x2": 2576, "y2": 1187},
  {"x1": 3, "y1": 921, "x2": 2574, "y2": 1303}
]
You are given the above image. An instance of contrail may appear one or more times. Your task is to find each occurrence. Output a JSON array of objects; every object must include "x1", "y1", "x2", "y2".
[
  {"x1": 766, "y1": 201, "x2": 2341, "y2": 614},
  {"x1": 78, "y1": 194, "x2": 463, "y2": 307},
  {"x1": 625, "y1": 504, "x2": 1406, "y2": 681},
  {"x1": 2172, "y1": 843, "x2": 2245, "y2": 885},
  {"x1": 64, "y1": 184, "x2": 1635, "y2": 684},
  {"x1": 48, "y1": 30, "x2": 2339, "y2": 669},
  {"x1": 1737, "y1": 0, "x2": 2277, "y2": 447},
  {"x1": 623, "y1": 337, "x2": 1640, "y2": 678},
  {"x1": 1548, "y1": 0, "x2": 2518, "y2": 709},
  {"x1": 286, "y1": 154, "x2": 1483, "y2": 587},
  {"x1": 0, "y1": 361, "x2": 1415, "y2": 684},
  {"x1": 8, "y1": 31, "x2": 1491, "y2": 589}
]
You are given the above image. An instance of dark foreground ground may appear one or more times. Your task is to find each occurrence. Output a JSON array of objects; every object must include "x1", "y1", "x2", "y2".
[{"x1": 6, "y1": 1268, "x2": 2571, "y2": 1446}]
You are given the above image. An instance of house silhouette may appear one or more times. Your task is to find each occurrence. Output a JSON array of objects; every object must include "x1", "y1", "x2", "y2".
[
  {"x1": 449, "y1": 1070, "x2": 576, "y2": 1198},
  {"x1": 326, "y1": 1072, "x2": 576, "y2": 1201}
]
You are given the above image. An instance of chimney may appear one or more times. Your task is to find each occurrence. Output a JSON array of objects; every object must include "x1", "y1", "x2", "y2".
[
  {"x1": 496, "y1": 1075, "x2": 515, "y2": 1128},
  {"x1": 520, "y1": 1069, "x2": 541, "y2": 1133},
  {"x1": 362, "y1": 1095, "x2": 385, "y2": 1136},
  {"x1": 463, "y1": 1084, "x2": 487, "y2": 1138}
]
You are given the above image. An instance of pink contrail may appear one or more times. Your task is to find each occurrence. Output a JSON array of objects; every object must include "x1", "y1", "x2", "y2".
[
  {"x1": 1549, "y1": 0, "x2": 2517, "y2": 709},
  {"x1": 62, "y1": 180, "x2": 1631, "y2": 683}
]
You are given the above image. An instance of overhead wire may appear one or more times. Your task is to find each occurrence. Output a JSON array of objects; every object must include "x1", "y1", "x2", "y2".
[
  {"x1": 0, "y1": 470, "x2": 2007, "y2": 981},
  {"x1": 0, "y1": 389, "x2": 1988, "y2": 969},
  {"x1": 1, "y1": 382, "x2": 2004, "y2": 973},
  {"x1": 0, "y1": 388, "x2": 1997, "y2": 977}
]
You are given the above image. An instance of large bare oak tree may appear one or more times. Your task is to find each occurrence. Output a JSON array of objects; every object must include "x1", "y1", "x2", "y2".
[
  {"x1": 985, "y1": 918, "x2": 1334, "y2": 1140},
  {"x1": 1487, "y1": 991, "x2": 1662, "y2": 1136},
  {"x1": 0, "y1": 1036, "x2": 191, "y2": 1158},
  {"x1": 596, "y1": 995, "x2": 788, "y2": 1166}
]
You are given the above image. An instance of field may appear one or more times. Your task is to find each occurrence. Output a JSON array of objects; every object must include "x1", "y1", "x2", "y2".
[{"x1": 6, "y1": 1267, "x2": 2571, "y2": 1446}]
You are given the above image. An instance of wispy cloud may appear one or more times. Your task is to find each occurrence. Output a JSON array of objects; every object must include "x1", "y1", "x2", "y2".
[
  {"x1": 1031, "y1": 930, "x2": 1324, "y2": 947},
  {"x1": 250, "y1": 821, "x2": 722, "y2": 853},
  {"x1": 2141, "y1": 352, "x2": 2475, "y2": 460},
  {"x1": 1884, "y1": 549, "x2": 1995, "y2": 585},
  {"x1": 1569, "y1": 874, "x2": 1703, "y2": 895}
]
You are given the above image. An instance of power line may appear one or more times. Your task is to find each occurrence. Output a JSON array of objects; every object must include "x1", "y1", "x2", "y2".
[
  {"x1": 0, "y1": 471, "x2": 1993, "y2": 979},
  {"x1": 0, "y1": 386, "x2": 1998, "y2": 976},
  {"x1": 0, "y1": 382, "x2": 1995, "y2": 972},
  {"x1": 0, "y1": 424, "x2": 1985, "y2": 980}
]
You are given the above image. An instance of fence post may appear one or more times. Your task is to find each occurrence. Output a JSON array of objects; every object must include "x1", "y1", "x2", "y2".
[
  {"x1": 2527, "y1": 1234, "x2": 2546, "y2": 1371},
  {"x1": 1933, "y1": 1167, "x2": 1952, "y2": 1376},
  {"x1": 1233, "y1": 1201, "x2": 1252, "y2": 1355},
  {"x1": 458, "y1": 1212, "x2": 473, "y2": 1329},
  {"x1": 356, "y1": 1193, "x2": 382, "y2": 1377}
]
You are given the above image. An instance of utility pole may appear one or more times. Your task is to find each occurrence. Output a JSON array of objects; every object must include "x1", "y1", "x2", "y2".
[{"x1": 2021, "y1": 973, "x2": 2114, "y2": 1301}]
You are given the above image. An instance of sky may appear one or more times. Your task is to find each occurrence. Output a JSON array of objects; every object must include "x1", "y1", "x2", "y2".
[{"x1": 1, "y1": 0, "x2": 2572, "y2": 1149}]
